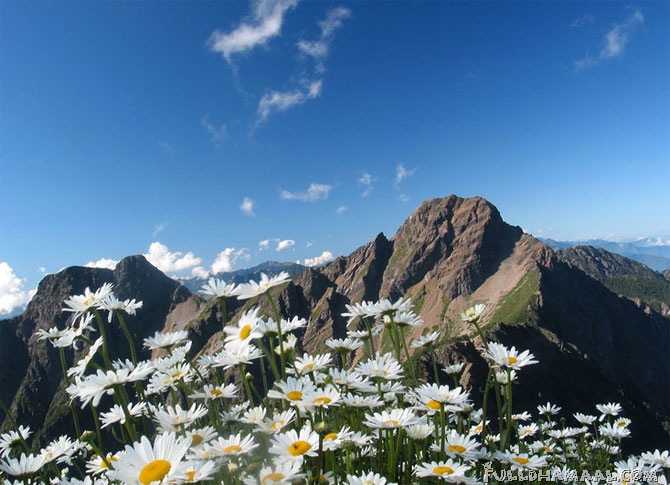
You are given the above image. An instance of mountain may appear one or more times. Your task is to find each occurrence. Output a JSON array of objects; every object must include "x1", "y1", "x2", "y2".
[
  {"x1": 179, "y1": 261, "x2": 306, "y2": 293},
  {"x1": 664, "y1": 269, "x2": 670, "y2": 281},
  {"x1": 557, "y1": 245, "x2": 670, "y2": 317},
  {"x1": 542, "y1": 238, "x2": 670, "y2": 271},
  {"x1": 2, "y1": 195, "x2": 669, "y2": 450}
]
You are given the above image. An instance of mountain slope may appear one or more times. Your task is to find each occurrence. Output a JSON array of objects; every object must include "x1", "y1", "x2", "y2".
[{"x1": 558, "y1": 245, "x2": 670, "y2": 317}]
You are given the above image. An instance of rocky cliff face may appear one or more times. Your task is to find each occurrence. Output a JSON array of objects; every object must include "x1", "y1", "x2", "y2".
[
  {"x1": 0, "y1": 256, "x2": 191, "y2": 443},
  {"x1": 558, "y1": 245, "x2": 670, "y2": 317},
  {"x1": 664, "y1": 269, "x2": 670, "y2": 281},
  {"x1": 3, "y1": 195, "x2": 669, "y2": 449}
]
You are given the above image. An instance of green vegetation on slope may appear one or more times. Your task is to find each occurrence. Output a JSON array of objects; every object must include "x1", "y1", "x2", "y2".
[
  {"x1": 604, "y1": 275, "x2": 670, "y2": 314},
  {"x1": 491, "y1": 269, "x2": 540, "y2": 325}
]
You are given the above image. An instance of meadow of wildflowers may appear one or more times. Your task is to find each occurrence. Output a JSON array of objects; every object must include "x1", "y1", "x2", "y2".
[{"x1": 1, "y1": 272, "x2": 668, "y2": 484}]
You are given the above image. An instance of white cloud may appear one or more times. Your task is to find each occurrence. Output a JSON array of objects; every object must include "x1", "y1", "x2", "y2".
[
  {"x1": 570, "y1": 14, "x2": 594, "y2": 28},
  {"x1": 152, "y1": 222, "x2": 168, "y2": 238},
  {"x1": 303, "y1": 250, "x2": 335, "y2": 267},
  {"x1": 0, "y1": 262, "x2": 35, "y2": 317},
  {"x1": 85, "y1": 258, "x2": 119, "y2": 270},
  {"x1": 211, "y1": 248, "x2": 251, "y2": 274},
  {"x1": 208, "y1": 0, "x2": 299, "y2": 62},
  {"x1": 38, "y1": 266, "x2": 46, "y2": 274},
  {"x1": 297, "y1": 6, "x2": 351, "y2": 69},
  {"x1": 144, "y1": 242, "x2": 203, "y2": 274},
  {"x1": 240, "y1": 197, "x2": 255, "y2": 216},
  {"x1": 306, "y1": 241, "x2": 313, "y2": 248},
  {"x1": 257, "y1": 80, "x2": 322, "y2": 123},
  {"x1": 201, "y1": 115, "x2": 228, "y2": 145},
  {"x1": 259, "y1": 239, "x2": 272, "y2": 250},
  {"x1": 336, "y1": 205, "x2": 348, "y2": 215},
  {"x1": 280, "y1": 183, "x2": 332, "y2": 202},
  {"x1": 399, "y1": 193, "x2": 409, "y2": 203},
  {"x1": 395, "y1": 163, "x2": 415, "y2": 186},
  {"x1": 276, "y1": 239, "x2": 295, "y2": 252},
  {"x1": 191, "y1": 266, "x2": 211, "y2": 279},
  {"x1": 575, "y1": 9, "x2": 644, "y2": 70},
  {"x1": 358, "y1": 172, "x2": 375, "y2": 197}
]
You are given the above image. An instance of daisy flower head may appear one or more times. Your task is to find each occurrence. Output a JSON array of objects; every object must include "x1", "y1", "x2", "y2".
[
  {"x1": 372, "y1": 297, "x2": 413, "y2": 319},
  {"x1": 640, "y1": 449, "x2": 670, "y2": 468},
  {"x1": 599, "y1": 422, "x2": 630, "y2": 440},
  {"x1": 460, "y1": 303, "x2": 486, "y2": 323},
  {"x1": 62, "y1": 283, "x2": 114, "y2": 317},
  {"x1": 322, "y1": 426, "x2": 354, "y2": 451},
  {"x1": 484, "y1": 342, "x2": 538, "y2": 370},
  {"x1": 177, "y1": 460, "x2": 217, "y2": 483},
  {"x1": 596, "y1": 402, "x2": 622, "y2": 420},
  {"x1": 185, "y1": 426, "x2": 218, "y2": 448},
  {"x1": 223, "y1": 307, "x2": 262, "y2": 345},
  {"x1": 0, "y1": 452, "x2": 46, "y2": 478},
  {"x1": 411, "y1": 331, "x2": 440, "y2": 349},
  {"x1": 303, "y1": 386, "x2": 341, "y2": 410},
  {"x1": 443, "y1": 430, "x2": 481, "y2": 460},
  {"x1": 325, "y1": 337, "x2": 363, "y2": 352},
  {"x1": 292, "y1": 353, "x2": 332, "y2": 376},
  {"x1": 98, "y1": 295, "x2": 142, "y2": 322},
  {"x1": 153, "y1": 403, "x2": 208, "y2": 432},
  {"x1": 143, "y1": 330, "x2": 189, "y2": 351},
  {"x1": 100, "y1": 402, "x2": 147, "y2": 429},
  {"x1": 108, "y1": 432, "x2": 190, "y2": 485},
  {"x1": 442, "y1": 362, "x2": 465, "y2": 375},
  {"x1": 498, "y1": 452, "x2": 548, "y2": 470},
  {"x1": 0, "y1": 426, "x2": 31, "y2": 457},
  {"x1": 210, "y1": 433, "x2": 258, "y2": 458},
  {"x1": 537, "y1": 402, "x2": 561, "y2": 416},
  {"x1": 258, "y1": 409, "x2": 296, "y2": 434},
  {"x1": 235, "y1": 272, "x2": 290, "y2": 300},
  {"x1": 270, "y1": 425, "x2": 319, "y2": 461},
  {"x1": 574, "y1": 413, "x2": 598, "y2": 425},
  {"x1": 244, "y1": 461, "x2": 304, "y2": 484},
  {"x1": 346, "y1": 472, "x2": 397, "y2": 485},
  {"x1": 355, "y1": 353, "x2": 403, "y2": 381},
  {"x1": 212, "y1": 341, "x2": 264, "y2": 369},
  {"x1": 274, "y1": 334, "x2": 298, "y2": 355},
  {"x1": 364, "y1": 408, "x2": 420, "y2": 430},
  {"x1": 200, "y1": 277, "x2": 238, "y2": 298},
  {"x1": 391, "y1": 310, "x2": 423, "y2": 328},
  {"x1": 406, "y1": 422, "x2": 435, "y2": 440},
  {"x1": 414, "y1": 460, "x2": 470, "y2": 481},
  {"x1": 267, "y1": 377, "x2": 316, "y2": 405},
  {"x1": 189, "y1": 383, "x2": 238, "y2": 401}
]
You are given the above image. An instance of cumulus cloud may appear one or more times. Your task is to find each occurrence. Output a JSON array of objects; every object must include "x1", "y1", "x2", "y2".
[
  {"x1": 395, "y1": 163, "x2": 415, "y2": 186},
  {"x1": 191, "y1": 266, "x2": 211, "y2": 279},
  {"x1": 211, "y1": 248, "x2": 251, "y2": 274},
  {"x1": 257, "y1": 80, "x2": 322, "y2": 123},
  {"x1": 297, "y1": 6, "x2": 351, "y2": 70},
  {"x1": 575, "y1": 9, "x2": 644, "y2": 70},
  {"x1": 208, "y1": 0, "x2": 299, "y2": 62},
  {"x1": 201, "y1": 115, "x2": 228, "y2": 145},
  {"x1": 0, "y1": 262, "x2": 35, "y2": 316},
  {"x1": 144, "y1": 242, "x2": 203, "y2": 274},
  {"x1": 240, "y1": 197, "x2": 255, "y2": 216},
  {"x1": 276, "y1": 239, "x2": 295, "y2": 252},
  {"x1": 303, "y1": 250, "x2": 335, "y2": 267},
  {"x1": 280, "y1": 183, "x2": 332, "y2": 202},
  {"x1": 358, "y1": 172, "x2": 375, "y2": 197},
  {"x1": 85, "y1": 258, "x2": 119, "y2": 270}
]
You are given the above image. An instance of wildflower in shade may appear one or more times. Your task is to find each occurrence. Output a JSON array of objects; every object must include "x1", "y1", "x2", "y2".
[
  {"x1": 484, "y1": 342, "x2": 538, "y2": 370},
  {"x1": 235, "y1": 272, "x2": 290, "y2": 300},
  {"x1": 189, "y1": 383, "x2": 238, "y2": 401},
  {"x1": 0, "y1": 453, "x2": 46, "y2": 478},
  {"x1": 355, "y1": 353, "x2": 403, "y2": 381},
  {"x1": 596, "y1": 402, "x2": 622, "y2": 420},
  {"x1": 223, "y1": 307, "x2": 262, "y2": 346},
  {"x1": 270, "y1": 425, "x2": 319, "y2": 460},
  {"x1": 411, "y1": 331, "x2": 440, "y2": 349},
  {"x1": 108, "y1": 432, "x2": 190, "y2": 485},
  {"x1": 512, "y1": 411, "x2": 532, "y2": 422},
  {"x1": 178, "y1": 460, "x2": 217, "y2": 483},
  {"x1": 599, "y1": 422, "x2": 630, "y2": 439},
  {"x1": 414, "y1": 460, "x2": 470, "y2": 481},
  {"x1": 200, "y1": 278, "x2": 238, "y2": 298},
  {"x1": 100, "y1": 402, "x2": 147, "y2": 428},
  {"x1": 640, "y1": 449, "x2": 670, "y2": 468},
  {"x1": 62, "y1": 283, "x2": 114, "y2": 317},
  {"x1": 325, "y1": 337, "x2": 363, "y2": 352},
  {"x1": 98, "y1": 295, "x2": 142, "y2": 323},
  {"x1": 460, "y1": 303, "x2": 486, "y2": 323},
  {"x1": 442, "y1": 362, "x2": 465, "y2": 375},
  {"x1": 574, "y1": 413, "x2": 598, "y2": 425},
  {"x1": 518, "y1": 423, "x2": 539, "y2": 439},
  {"x1": 153, "y1": 403, "x2": 208, "y2": 432},
  {"x1": 0, "y1": 426, "x2": 31, "y2": 458},
  {"x1": 209, "y1": 433, "x2": 258, "y2": 457},
  {"x1": 243, "y1": 461, "x2": 304, "y2": 484},
  {"x1": 537, "y1": 402, "x2": 561, "y2": 416},
  {"x1": 363, "y1": 408, "x2": 420, "y2": 430},
  {"x1": 346, "y1": 472, "x2": 397, "y2": 485},
  {"x1": 291, "y1": 353, "x2": 332, "y2": 375},
  {"x1": 143, "y1": 329, "x2": 189, "y2": 350}
]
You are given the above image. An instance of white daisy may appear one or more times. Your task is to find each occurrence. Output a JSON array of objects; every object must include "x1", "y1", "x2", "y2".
[
  {"x1": 483, "y1": 342, "x2": 538, "y2": 370},
  {"x1": 200, "y1": 278, "x2": 238, "y2": 298},
  {"x1": 235, "y1": 272, "x2": 291, "y2": 300},
  {"x1": 143, "y1": 330, "x2": 189, "y2": 350},
  {"x1": 414, "y1": 460, "x2": 470, "y2": 481},
  {"x1": 270, "y1": 425, "x2": 319, "y2": 460}
]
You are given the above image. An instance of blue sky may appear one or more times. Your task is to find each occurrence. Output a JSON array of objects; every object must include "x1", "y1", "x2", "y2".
[{"x1": 1, "y1": 0, "x2": 669, "y2": 314}]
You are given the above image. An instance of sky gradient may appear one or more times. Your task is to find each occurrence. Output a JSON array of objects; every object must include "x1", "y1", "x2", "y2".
[{"x1": 1, "y1": 0, "x2": 669, "y2": 315}]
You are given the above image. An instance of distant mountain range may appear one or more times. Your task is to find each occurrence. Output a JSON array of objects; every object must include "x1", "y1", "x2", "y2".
[
  {"x1": 542, "y1": 238, "x2": 670, "y2": 271},
  {"x1": 178, "y1": 261, "x2": 306, "y2": 293},
  {"x1": 2, "y1": 195, "x2": 669, "y2": 450}
]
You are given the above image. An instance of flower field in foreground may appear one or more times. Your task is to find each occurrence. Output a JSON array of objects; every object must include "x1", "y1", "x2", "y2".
[{"x1": 0, "y1": 272, "x2": 668, "y2": 484}]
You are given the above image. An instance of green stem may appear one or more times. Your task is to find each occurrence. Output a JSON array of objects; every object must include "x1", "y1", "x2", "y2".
[
  {"x1": 93, "y1": 310, "x2": 113, "y2": 368},
  {"x1": 116, "y1": 311, "x2": 138, "y2": 365}
]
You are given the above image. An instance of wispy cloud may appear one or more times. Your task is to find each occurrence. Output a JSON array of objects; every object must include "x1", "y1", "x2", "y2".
[
  {"x1": 201, "y1": 115, "x2": 228, "y2": 145},
  {"x1": 152, "y1": 222, "x2": 168, "y2": 238},
  {"x1": 85, "y1": 258, "x2": 118, "y2": 270},
  {"x1": 297, "y1": 6, "x2": 351, "y2": 71},
  {"x1": 0, "y1": 261, "x2": 36, "y2": 316},
  {"x1": 211, "y1": 248, "x2": 250, "y2": 273},
  {"x1": 358, "y1": 172, "x2": 375, "y2": 197},
  {"x1": 276, "y1": 239, "x2": 295, "y2": 251},
  {"x1": 257, "y1": 80, "x2": 322, "y2": 123},
  {"x1": 570, "y1": 14, "x2": 595, "y2": 29},
  {"x1": 208, "y1": 0, "x2": 299, "y2": 63},
  {"x1": 575, "y1": 9, "x2": 644, "y2": 70},
  {"x1": 259, "y1": 239, "x2": 272, "y2": 250},
  {"x1": 280, "y1": 182, "x2": 332, "y2": 202},
  {"x1": 240, "y1": 197, "x2": 255, "y2": 216},
  {"x1": 303, "y1": 250, "x2": 335, "y2": 267},
  {"x1": 336, "y1": 205, "x2": 348, "y2": 215},
  {"x1": 395, "y1": 163, "x2": 415, "y2": 187}
]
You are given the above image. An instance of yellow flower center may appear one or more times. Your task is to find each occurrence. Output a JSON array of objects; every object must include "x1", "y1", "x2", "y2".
[
  {"x1": 271, "y1": 421, "x2": 285, "y2": 431},
  {"x1": 288, "y1": 440, "x2": 312, "y2": 456},
  {"x1": 223, "y1": 444, "x2": 242, "y2": 454},
  {"x1": 383, "y1": 419, "x2": 401, "y2": 428},
  {"x1": 191, "y1": 434, "x2": 204, "y2": 446},
  {"x1": 447, "y1": 444, "x2": 467, "y2": 454},
  {"x1": 185, "y1": 469, "x2": 197, "y2": 482},
  {"x1": 324, "y1": 432, "x2": 339, "y2": 441},
  {"x1": 426, "y1": 399, "x2": 442, "y2": 410},
  {"x1": 139, "y1": 459, "x2": 171, "y2": 485},
  {"x1": 473, "y1": 423, "x2": 483, "y2": 433},
  {"x1": 210, "y1": 388, "x2": 223, "y2": 397},
  {"x1": 239, "y1": 324, "x2": 252, "y2": 340},
  {"x1": 313, "y1": 396, "x2": 332, "y2": 406},
  {"x1": 507, "y1": 356, "x2": 518, "y2": 365},
  {"x1": 101, "y1": 455, "x2": 118, "y2": 470},
  {"x1": 512, "y1": 457, "x2": 529, "y2": 465},
  {"x1": 286, "y1": 390, "x2": 303, "y2": 401},
  {"x1": 262, "y1": 472, "x2": 285, "y2": 483},
  {"x1": 432, "y1": 466, "x2": 454, "y2": 476},
  {"x1": 302, "y1": 363, "x2": 315, "y2": 372}
]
